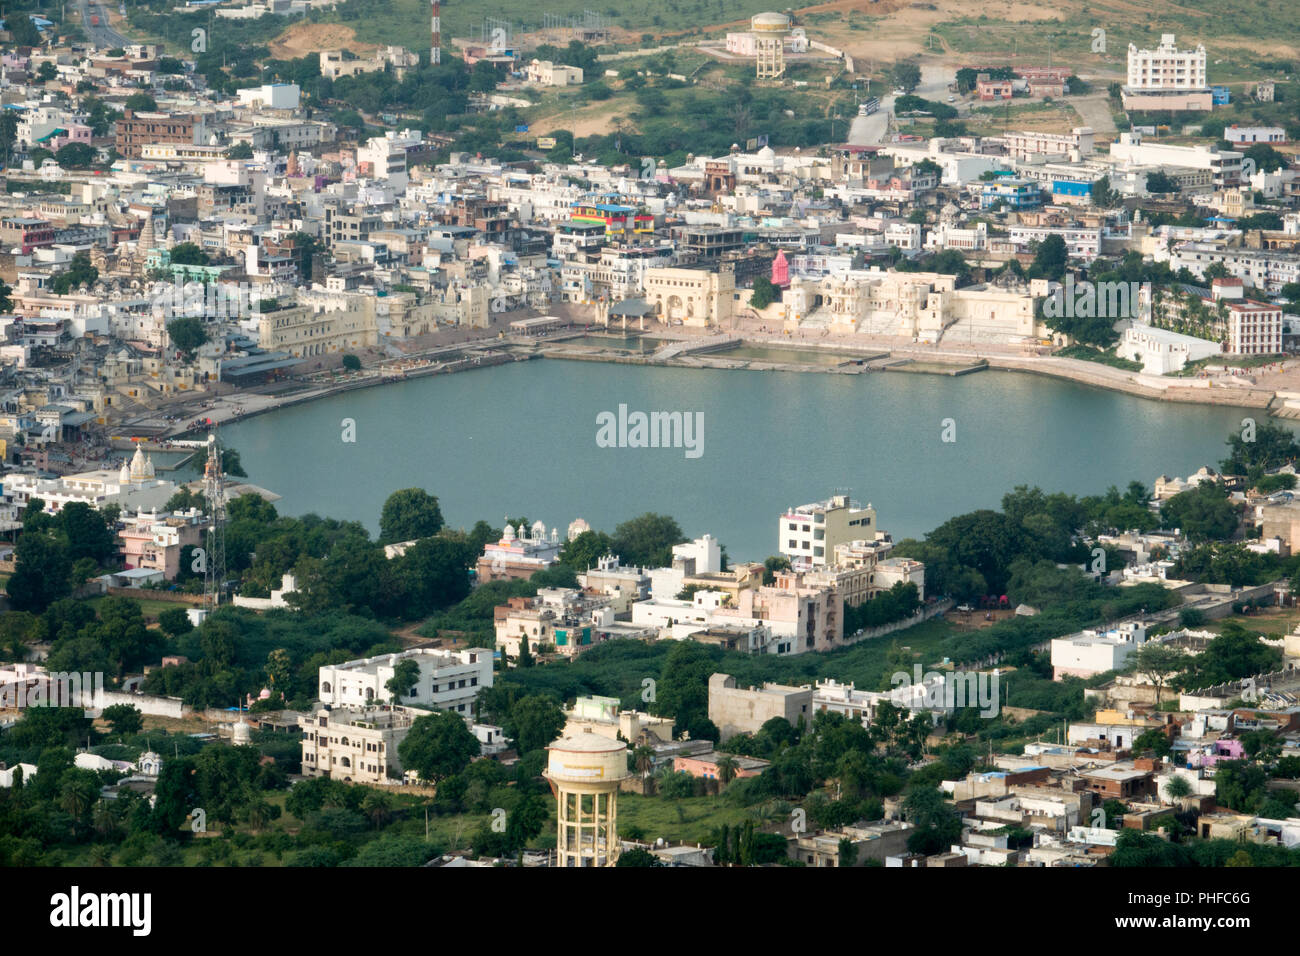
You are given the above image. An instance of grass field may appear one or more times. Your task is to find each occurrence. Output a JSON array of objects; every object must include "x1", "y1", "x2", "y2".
[
  {"x1": 81, "y1": 593, "x2": 200, "y2": 620},
  {"x1": 1206, "y1": 605, "x2": 1300, "y2": 639},
  {"x1": 618, "y1": 792, "x2": 761, "y2": 844}
]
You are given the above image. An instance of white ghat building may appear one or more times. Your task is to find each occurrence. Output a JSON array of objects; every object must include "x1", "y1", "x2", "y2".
[
  {"x1": 1119, "y1": 321, "x2": 1221, "y2": 374},
  {"x1": 317, "y1": 647, "x2": 494, "y2": 715},
  {"x1": 3, "y1": 445, "x2": 176, "y2": 515}
]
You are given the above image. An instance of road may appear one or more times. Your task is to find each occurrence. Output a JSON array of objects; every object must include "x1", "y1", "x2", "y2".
[
  {"x1": 77, "y1": 0, "x2": 131, "y2": 49},
  {"x1": 847, "y1": 61, "x2": 954, "y2": 146}
]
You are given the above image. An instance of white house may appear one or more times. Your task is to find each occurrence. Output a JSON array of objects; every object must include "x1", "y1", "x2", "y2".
[
  {"x1": 1051, "y1": 621, "x2": 1149, "y2": 679},
  {"x1": 317, "y1": 648, "x2": 494, "y2": 716}
]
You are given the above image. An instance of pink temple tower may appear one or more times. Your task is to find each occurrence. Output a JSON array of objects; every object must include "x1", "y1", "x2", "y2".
[{"x1": 771, "y1": 249, "x2": 789, "y2": 288}]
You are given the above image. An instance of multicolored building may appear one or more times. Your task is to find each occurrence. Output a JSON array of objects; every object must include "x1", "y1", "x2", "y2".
[{"x1": 570, "y1": 201, "x2": 654, "y2": 235}]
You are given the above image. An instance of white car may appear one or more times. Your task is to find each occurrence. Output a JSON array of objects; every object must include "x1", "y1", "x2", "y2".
[{"x1": 947, "y1": 95, "x2": 956, "y2": 102}]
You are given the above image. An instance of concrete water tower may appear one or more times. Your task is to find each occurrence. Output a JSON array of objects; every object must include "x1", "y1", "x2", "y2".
[
  {"x1": 751, "y1": 12, "x2": 791, "y2": 79},
  {"x1": 544, "y1": 729, "x2": 630, "y2": 867}
]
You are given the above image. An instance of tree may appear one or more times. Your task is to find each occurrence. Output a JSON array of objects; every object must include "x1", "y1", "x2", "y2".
[
  {"x1": 394, "y1": 535, "x2": 473, "y2": 616},
  {"x1": 7, "y1": 532, "x2": 72, "y2": 613},
  {"x1": 891, "y1": 61, "x2": 921, "y2": 91},
  {"x1": 1131, "y1": 643, "x2": 1186, "y2": 706},
  {"x1": 558, "y1": 529, "x2": 615, "y2": 571},
  {"x1": 55, "y1": 143, "x2": 96, "y2": 169},
  {"x1": 397, "y1": 711, "x2": 480, "y2": 784},
  {"x1": 1144, "y1": 170, "x2": 1179, "y2": 194},
  {"x1": 226, "y1": 142, "x2": 254, "y2": 159},
  {"x1": 504, "y1": 793, "x2": 549, "y2": 852},
  {"x1": 652, "y1": 640, "x2": 716, "y2": 735},
  {"x1": 341, "y1": 354, "x2": 361, "y2": 371},
  {"x1": 505, "y1": 695, "x2": 565, "y2": 754},
  {"x1": 616, "y1": 847, "x2": 663, "y2": 867},
  {"x1": 901, "y1": 786, "x2": 961, "y2": 855},
  {"x1": 1091, "y1": 175, "x2": 1116, "y2": 208},
  {"x1": 1221, "y1": 420, "x2": 1300, "y2": 475},
  {"x1": 47, "y1": 253, "x2": 99, "y2": 295},
  {"x1": 220, "y1": 448, "x2": 248, "y2": 479},
  {"x1": 1163, "y1": 775, "x2": 1192, "y2": 802},
  {"x1": 167, "y1": 317, "x2": 208, "y2": 359},
  {"x1": 379, "y1": 488, "x2": 445, "y2": 543},
  {"x1": 157, "y1": 607, "x2": 194, "y2": 638},
  {"x1": 169, "y1": 242, "x2": 209, "y2": 266},
  {"x1": 762, "y1": 555, "x2": 792, "y2": 585},
  {"x1": 59, "y1": 501, "x2": 115, "y2": 563},
  {"x1": 385, "y1": 658, "x2": 421, "y2": 705},
  {"x1": 838, "y1": 837, "x2": 858, "y2": 868},
  {"x1": 1160, "y1": 482, "x2": 1240, "y2": 542},
  {"x1": 749, "y1": 275, "x2": 778, "y2": 310},
  {"x1": 714, "y1": 754, "x2": 739, "y2": 786},
  {"x1": 1029, "y1": 235, "x2": 1069, "y2": 282},
  {"x1": 611, "y1": 513, "x2": 687, "y2": 568},
  {"x1": 124, "y1": 92, "x2": 158, "y2": 112},
  {"x1": 102, "y1": 703, "x2": 144, "y2": 738}
]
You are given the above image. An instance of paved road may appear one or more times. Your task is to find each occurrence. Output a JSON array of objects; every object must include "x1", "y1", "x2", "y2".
[
  {"x1": 847, "y1": 62, "x2": 954, "y2": 146},
  {"x1": 1070, "y1": 92, "x2": 1119, "y2": 136},
  {"x1": 77, "y1": 0, "x2": 130, "y2": 49}
]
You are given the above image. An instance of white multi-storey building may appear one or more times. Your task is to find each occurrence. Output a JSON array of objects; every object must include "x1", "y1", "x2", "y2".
[
  {"x1": 1211, "y1": 278, "x2": 1283, "y2": 354},
  {"x1": 1171, "y1": 244, "x2": 1300, "y2": 296},
  {"x1": 1006, "y1": 225, "x2": 1103, "y2": 261},
  {"x1": 1126, "y1": 34, "x2": 1207, "y2": 91},
  {"x1": 1003, "y1": 128, "x2": 1095, "y2": 162},
  {"x1": 317, "y1": 648, "x2": 494, "y2": 715},
  {"x1": 778, "y1": 493, "x2": 877, "y2": 569},
  {"x1": 1109, "y1": 132, "x2": 1243, "y2": 189}
]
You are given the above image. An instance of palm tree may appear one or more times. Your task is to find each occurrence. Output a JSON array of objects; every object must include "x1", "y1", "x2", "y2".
[
  {"x1": 59, "y1": 776, "x2": 96, "y2": 822},
  {"x1": 1164, "y1": 775, "x2": 1193, "y2": 803},
  {"x1": 714, "y1": 755, "x2": 739, "y2": 787},
  {"x1": 362, "y1": 790, "x2": 395, "y2": 829},
  {"x1": 632, "y1": 745, "x2": 654, "y2": 777}
]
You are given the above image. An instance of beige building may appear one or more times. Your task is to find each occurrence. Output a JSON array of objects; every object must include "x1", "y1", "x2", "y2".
[
  {"x1": 778, "y1": 493, "x2": 876, "y2": 568},
  {"x1": 644, "y1": 265, "x2": 736, "y2": 327},
  {"x1": 257, "y1": 290, "x2": 380, "y2": 357},
  {"x1": 708, "y1": 673, "x2": 813, "y2": 742},
  {"x1": 563, "y1": 695, "x2": 675, "y2": 745},
  {"x1": 788, "y1": 821, "x2": 914, "y2": 866},
  {"x1": 524, "y1": 60, "x2": 584, "y2": 86},
  {"x1": 299, "y1": 707, "x2": 415, "y2": 784},
  {"x1": 782, "y1": 269, "x2": 1044, "y2": 343}
]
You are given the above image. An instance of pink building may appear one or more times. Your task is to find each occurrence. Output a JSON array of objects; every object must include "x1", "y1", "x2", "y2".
[
  {"x1": 49, "y1": 124, "x2": 92, "y2": 150},
  {"x1": 673, "y1": 751, "x2": 769, "y2": 780},
  {"x1": 118, "y1": 509, "x2": 204, "y2": 579},
  {"x1": 712, "y1": 570, "x2": 843, "y2": 652}
]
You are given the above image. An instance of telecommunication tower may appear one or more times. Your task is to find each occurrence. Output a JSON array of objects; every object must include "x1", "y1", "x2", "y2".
[
  {"x1": 431, "y1": 0, "x2": 441, "y2": 65},
  {"x1": 202, "y1": 431, "x2": 227, "y2": 610}
]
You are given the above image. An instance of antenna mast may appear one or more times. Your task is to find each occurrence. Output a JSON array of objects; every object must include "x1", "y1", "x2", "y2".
[{"x1": 202, "y1": 430, "x2": 227, "y2": 611}]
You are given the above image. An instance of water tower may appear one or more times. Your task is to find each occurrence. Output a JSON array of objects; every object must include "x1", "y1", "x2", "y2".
[
  {"x1": 544, "y1": 729, "x2": 630, "y2": 867},
  {"x1": 751, "y1": 12, "x2": 791, "y2": 80}
]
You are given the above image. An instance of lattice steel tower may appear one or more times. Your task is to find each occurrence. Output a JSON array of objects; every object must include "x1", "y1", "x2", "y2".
[{"x1": 202, "y1": 431, "x2": 227, "y2": 610}]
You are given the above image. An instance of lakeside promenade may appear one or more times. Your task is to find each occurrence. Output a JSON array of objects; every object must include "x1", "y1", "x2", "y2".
[{"x1": 108, "y1": 315, "x2": 1289, "y2": 440}]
